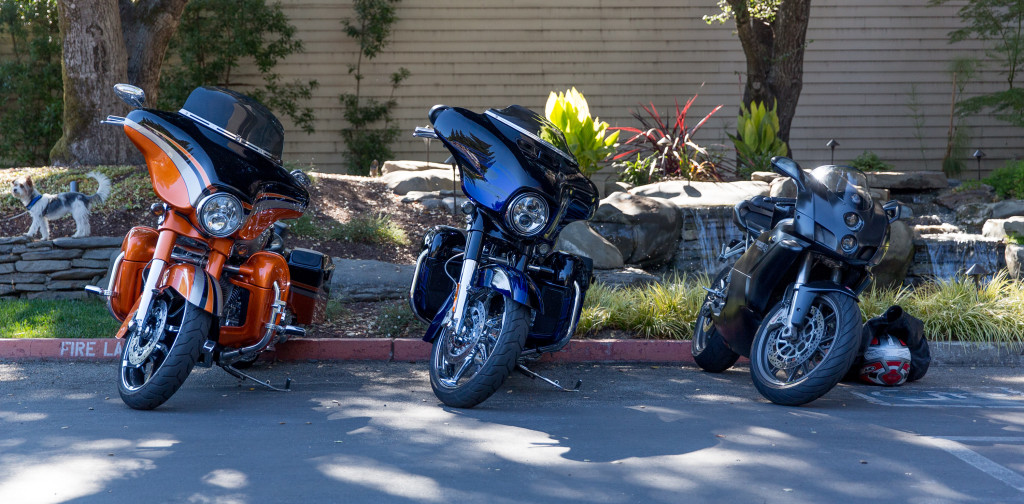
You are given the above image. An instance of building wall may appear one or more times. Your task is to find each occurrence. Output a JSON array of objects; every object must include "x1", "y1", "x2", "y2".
[
  {"x1": 3, "y1": 1, "x2": 1020, "y2": 177},
  {"x1": 259, "y1": 0, "x2": 1018, "y2": 176}
]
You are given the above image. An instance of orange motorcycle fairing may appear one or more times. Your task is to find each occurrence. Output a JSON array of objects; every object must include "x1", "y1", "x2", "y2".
[
  {"x1": 124, "y1": 121, "x2": 211, "y2": 211},
  {"x1": 162, "y1": 263, "x2": 223, "y2": 316},
  {"x1": 107, "y1": 226, "x2": 159, "y2": 321}
]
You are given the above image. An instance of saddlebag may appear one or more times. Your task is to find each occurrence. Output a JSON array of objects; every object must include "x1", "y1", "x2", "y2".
[
  {"x1": 286, "y1": 248, "x2": 334, "y2": 325},
  {"x1": 409, "y1": 226, "x2": 465, "y2": 322}
]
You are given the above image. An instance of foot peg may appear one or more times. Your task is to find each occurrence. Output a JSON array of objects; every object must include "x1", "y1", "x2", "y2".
[
  {"x1": 84, "y1": 285, "x2": 112, "y2": 297},
  {"x1": 517, "y1": 363, "x2": 582, "y2": 392},
  {"x1": 221, "y1": 364, "x2": 292, "y2": 392}
]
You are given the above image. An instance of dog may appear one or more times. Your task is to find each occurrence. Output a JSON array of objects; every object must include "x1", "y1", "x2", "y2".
[{"x1": 11, "y1": 172, "x2": 111, "y2": 240}]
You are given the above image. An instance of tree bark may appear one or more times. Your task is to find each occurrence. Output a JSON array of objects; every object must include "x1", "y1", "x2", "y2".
[
  {"x1": 120, "y1": 0, "x2": 189, "y2": 105},
  {"x1": 728, "y1": 0, "x2": 812, "y2": 152},
  {"x1": 51, "y1": 0, "x2": 136, "y2": 165}
]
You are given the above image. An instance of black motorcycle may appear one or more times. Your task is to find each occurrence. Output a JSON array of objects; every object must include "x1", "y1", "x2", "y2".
[
  {"x1": 408, "y1": 104, "x2": 598, "y2": 408},
  {"x1": 693, "y1": 156, "x2": 902, "y2": 406}
]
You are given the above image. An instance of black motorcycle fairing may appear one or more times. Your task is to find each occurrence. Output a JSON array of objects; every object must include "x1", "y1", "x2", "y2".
[
  {"x1": 430, "y1": 105, "x2": 598, "y2": 243},
  {"x1": 783, "y1": 164, "x2": 887, "y2": 266},
  {"x1": 717, "y1": 228, "x2": 806, "y2": 356}
]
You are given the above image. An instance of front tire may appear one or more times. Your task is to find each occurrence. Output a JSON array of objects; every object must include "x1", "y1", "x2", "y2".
[
  {"x1": 118, "y1": 293, "x2": 211, "y2": 410},
  {"x1": 692, "y1": 267, "x2": 739, "y2": 373},
  {"x1": 750, "y1": 291, "x2": 860, "y2": 406},
  {"x1": 430, "y1": 287, "x2": 529, "y2": 408}
]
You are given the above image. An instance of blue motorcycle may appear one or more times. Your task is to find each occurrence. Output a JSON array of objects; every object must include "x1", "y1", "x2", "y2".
[{"x1": 409, "y1": 104, "x2": 598, "y2": 408}]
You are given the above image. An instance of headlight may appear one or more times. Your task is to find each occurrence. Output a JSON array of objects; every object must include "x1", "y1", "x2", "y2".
[
  {"x1": 505, "y1": 193, "x2": 549, "y2": 237},
  {"x1": 844, "y1": 212, "x2": 862, "y2": 230},
  {"x1": 197, "y1": 193, "x2": 244, "y2": 237},
  {"x1": 841, "y1": 235, "x2": 858, "y2": 254}
]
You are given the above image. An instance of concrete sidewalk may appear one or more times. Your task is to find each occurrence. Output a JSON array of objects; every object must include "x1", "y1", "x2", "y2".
[{"x1": 0, "y1": 337, "x2": 1021, "y2": 367}]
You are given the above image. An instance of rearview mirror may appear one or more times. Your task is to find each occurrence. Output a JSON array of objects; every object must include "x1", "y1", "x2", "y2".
[
  {"x1": 771, "y1": 156, "x2": 806, "y2": 190},
  {"x1": 113, "y1": 83, "x2": 145, "y2": 109}
]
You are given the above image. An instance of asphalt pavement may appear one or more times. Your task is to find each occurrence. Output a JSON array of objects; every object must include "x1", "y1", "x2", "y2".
[{"x1": 0, "y1": 360, "x2": 1022, "y2": 504}]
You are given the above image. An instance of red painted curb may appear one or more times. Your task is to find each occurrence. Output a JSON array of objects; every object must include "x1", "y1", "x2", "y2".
[
  {"x1": 269, "y1": 338, "x2": 393, "y2": 361},
  {"x1": 393, "y1": 338, "x2": 432, "y2": 362},
  {"x1": 0, "y1": 338, "x2": 703, "y2": 363}
]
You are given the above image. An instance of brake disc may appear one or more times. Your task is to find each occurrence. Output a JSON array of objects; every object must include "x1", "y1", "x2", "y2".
[
  {"x1": 767, "y1": 306, "x2": 825, "y2": 371},
  {"x1": 125, "y1": 300, "x2": 169, "y2": 367}
]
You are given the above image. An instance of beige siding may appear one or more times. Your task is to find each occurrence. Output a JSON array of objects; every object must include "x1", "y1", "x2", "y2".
[
  {"x1": 254, "y1": 0, "x2": 1020, "y2": 175},
  {"x1": 2, "y1": 1, "x2": 1020, "y2": 176}
]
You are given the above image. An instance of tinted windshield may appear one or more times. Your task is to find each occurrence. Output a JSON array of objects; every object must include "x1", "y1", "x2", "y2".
[
  {"x1": 485, "y1": 105, "x2": 575, "y2": 163},
  {"x1": 811, "y1": 165, "x2": 872, "y2": 211}
]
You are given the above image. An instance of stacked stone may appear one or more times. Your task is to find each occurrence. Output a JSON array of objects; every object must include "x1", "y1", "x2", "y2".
[{"x1": 0, "y1": 236, "x2": 122, "y2": 300}]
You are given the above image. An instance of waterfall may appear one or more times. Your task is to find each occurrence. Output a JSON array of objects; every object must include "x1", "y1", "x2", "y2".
[
  {"x1": 675, "y1": 207, "x2": 744, "y2": 276},
  {"x1": 921, "y1": 234, "x2": 1004, "y2": 282}
]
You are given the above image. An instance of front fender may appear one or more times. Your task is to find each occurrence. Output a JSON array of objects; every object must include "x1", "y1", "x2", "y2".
[
  {"x1": 162, "y1": 263, "x2": 223, "y2": 316},
  {"x1": 789, "y1": 280, "x2": 858, "y2": 327},
  {"x1": 476, "y1": 264, "x2": 539, "y2": 309},
  {"x1": 420, "y1": 265, "x2": 539, "y2": 343}
]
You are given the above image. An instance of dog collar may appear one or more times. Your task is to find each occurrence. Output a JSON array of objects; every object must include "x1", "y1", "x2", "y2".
[{"x1": 25, "y1": 195, "x2": 41, "y2": 210}]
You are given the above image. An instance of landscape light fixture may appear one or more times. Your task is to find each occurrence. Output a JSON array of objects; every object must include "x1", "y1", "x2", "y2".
[
  {"x1": 972, "y1": 149, "x2": 985, "y2": 181},
  {"x1": 965, "y1": 262, "x2": 990, "y2": 289},
  {"x1": 827, "y1": 139, "x2": 839, "y2": 165}
]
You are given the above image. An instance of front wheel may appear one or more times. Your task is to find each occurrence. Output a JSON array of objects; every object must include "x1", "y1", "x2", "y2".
[
  {"x1": 430, "y1": 287, "x2": 529, "y2": 408},
  {"x1": 118, "y1": 292, "x2": 211, "y2": 410},
  {"x1": 691, "y1": 267, "x2": 739, "y2": 373},
  {"x1": 750, "y1": 291, "x2": 861, "y2": 406}
]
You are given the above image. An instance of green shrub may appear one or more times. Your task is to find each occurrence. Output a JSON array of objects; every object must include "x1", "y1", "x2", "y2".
[
  {"x1": 985, "y1": 160, "x2": 1024, "y2": 199},
  {"x1": 159, "y1": 0, "x2": 318, "y2": 133},
  {"x1": 616, "y1": 154, "x2": 660, "y2": 186},
  {"x1": 545, "y1": 87, "x2": 619, "y2": 178},
  {"x1": 577, "y1": 277, "x2": 708, "y2": 340},
  {"x1": 849, "y1": 151, "x2": 894, "y2": 172},
  {"x1": 728, "y1": 100, "x2": 788, "y2": 179},
  {"x1": 339, "y1": 0, "x2": 410, "y2": 176},
  {"x1": 0, "y1": 0, "x2": 61, "y2": 166},
  {"x1": 861, "y1": 273, "x2": 1024, "y2": 346}
]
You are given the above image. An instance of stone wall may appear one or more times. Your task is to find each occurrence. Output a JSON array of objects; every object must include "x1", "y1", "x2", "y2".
[{"x1": 0, "y1": 236, "x2": 121, "y2": 300}]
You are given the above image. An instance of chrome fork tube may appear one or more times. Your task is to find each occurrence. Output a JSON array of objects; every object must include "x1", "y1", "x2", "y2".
[
  {"x1": 132, "y1": 230, "x2": 176, "y2": 328},
  {"x1": 451, "y1": 212, "x2": 485, "y2": 333}
]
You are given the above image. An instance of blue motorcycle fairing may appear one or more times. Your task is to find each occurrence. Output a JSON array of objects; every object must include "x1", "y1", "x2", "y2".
[{"x1": 430, "y1": 105, "x2": 598, "y2": 243}]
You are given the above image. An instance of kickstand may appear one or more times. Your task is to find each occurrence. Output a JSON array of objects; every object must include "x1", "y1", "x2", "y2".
[
  {"x1": 517, "y1": 363, "x2": 582, "y2": 392},
  {"x1": 221, "y1": 364, "x2": 292, "y2": 392}
]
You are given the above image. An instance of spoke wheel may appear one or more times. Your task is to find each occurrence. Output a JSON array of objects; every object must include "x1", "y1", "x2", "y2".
[
  {"x1": 750, "y1": 291, "x2": 861, "y2": 406},
  {"x1": 691, "y1": 267, "x2": 739, "y2": 373},
  {"x1": 430, "y1": 288, "x2": 529, "y2": 408},
  {"x1": 118, "y1": 292, "x2": 211, "y2": 410}
]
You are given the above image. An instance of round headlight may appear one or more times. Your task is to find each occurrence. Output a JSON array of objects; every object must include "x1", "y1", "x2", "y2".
[
  {"x1": 197, "y1": 193, "x2": 244, "y2": 237},
  {"x1": 844, "y1": 212, "x2": 862, "y2": 230},
  {"x1": 505, "y1": 193, "x2": 549, "y2": 237},
  {"x1": 841, "y1": 235, "x2": 858, "y2": 254}
]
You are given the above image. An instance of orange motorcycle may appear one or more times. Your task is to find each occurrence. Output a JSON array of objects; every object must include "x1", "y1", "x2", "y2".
[{"x1": 86, "y1": 84, "x2": 333, "y2": 410}]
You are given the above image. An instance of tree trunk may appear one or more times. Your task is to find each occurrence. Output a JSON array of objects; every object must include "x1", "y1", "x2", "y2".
[
  {"x1": 120, "y1": 0, "x2": 190, "y2": 105},
  {"x1": 729, "y1": 0, "x2": 812, "y2": 153},
  {"x1": 51, "y1": 0, "x2": 136, "y2": 166}
]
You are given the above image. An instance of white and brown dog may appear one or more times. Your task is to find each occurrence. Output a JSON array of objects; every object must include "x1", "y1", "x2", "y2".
[{"x1": 11, "y1": 172, "x2": 111, "y2": 240}]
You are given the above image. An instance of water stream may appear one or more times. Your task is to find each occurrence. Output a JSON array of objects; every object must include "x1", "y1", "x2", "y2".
[{"x1": 920, "y1": 233, "x2": 1004, "y2": 282}]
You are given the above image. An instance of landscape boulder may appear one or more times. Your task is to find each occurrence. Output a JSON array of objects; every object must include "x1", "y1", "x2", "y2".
[
  {"x1": 554, "y1": 221, "x2": 624, "y2": 270},
  {"x1": 380, "y1": 169, "x2": 457, "y2": 195},
  {"x1": 590, "y1": 192, "x2": 681, "y2": 267}
]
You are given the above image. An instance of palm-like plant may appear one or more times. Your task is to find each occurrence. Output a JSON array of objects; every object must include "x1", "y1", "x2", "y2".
[{"x1": 611, "y1": 95, "x2": 724, "y2": 181}]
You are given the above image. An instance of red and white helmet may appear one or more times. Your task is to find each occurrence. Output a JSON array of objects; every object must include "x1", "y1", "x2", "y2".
[{"x1": 859, "y1": 335, "x2": 911, "y2": 386}]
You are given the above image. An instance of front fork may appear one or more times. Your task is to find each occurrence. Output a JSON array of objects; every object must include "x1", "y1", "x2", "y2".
[
  {"x1": 450, "y1": 211, "x2": 485, "y2": 334},
  {"x1": 131, "y1": 230, "x2": 177, "y2": 329}
]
